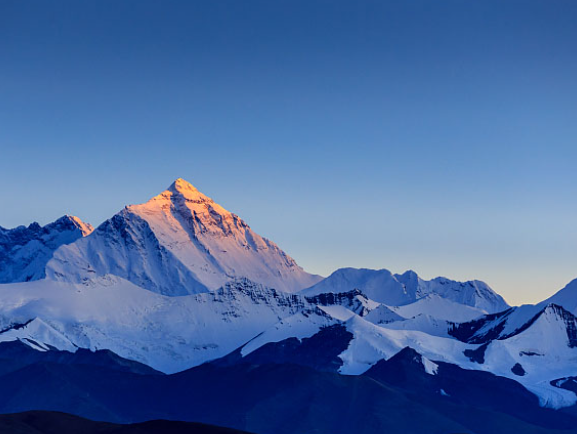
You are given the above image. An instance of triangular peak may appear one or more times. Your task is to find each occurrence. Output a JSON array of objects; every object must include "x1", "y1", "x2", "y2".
[
  {"x1": 46, "y1": 179, "x2": 322, "y2": 294},
  {"x1": 128, "y1": 178, "x2": 232, "y2": 219},
  {"x1": 53, "y1": 215, "x2": 94, "y2": 236},
  {"x1": 168, "y1": 178, "x2": 200, "y2": 195}
]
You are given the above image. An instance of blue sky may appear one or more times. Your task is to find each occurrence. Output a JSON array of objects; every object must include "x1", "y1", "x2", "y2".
[{"x1": 1, "y1": 0, "x2": 576, "y2": 305}]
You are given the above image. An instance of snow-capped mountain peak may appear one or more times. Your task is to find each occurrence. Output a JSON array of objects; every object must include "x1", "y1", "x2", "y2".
[
  {"x1": 46, "y1": 179, "x2": 322, "y2": 294},
  {"x1": 171, "y1": 177, "x2": 200, "y2": 193},
  {"x1": 6, "y1": 179, "x2": 577, "y2": 414},
  {"x1": 130, "y1": 178, "x2": 243, "y2": 239},
  {"x1": 141, "y1": 178, "x2": 224, "y2": 214}
]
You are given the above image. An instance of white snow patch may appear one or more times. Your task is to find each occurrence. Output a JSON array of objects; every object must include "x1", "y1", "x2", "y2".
[{"x1": 422, "y1": 356, "x2": 439, "y2": 375}]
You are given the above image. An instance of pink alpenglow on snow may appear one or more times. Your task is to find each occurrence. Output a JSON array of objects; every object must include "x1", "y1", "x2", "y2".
[{"x1": 46, "y1": 179, "x2": 322, "y2": 295}]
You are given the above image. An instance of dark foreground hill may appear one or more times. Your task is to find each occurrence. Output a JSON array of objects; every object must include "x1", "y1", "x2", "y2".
[
  {"x1": 1, "y1": 340, "x2": 577, "y2": 434},
  {"x1": 0, "y1": 411, "x2": 252, "y2": 434}
]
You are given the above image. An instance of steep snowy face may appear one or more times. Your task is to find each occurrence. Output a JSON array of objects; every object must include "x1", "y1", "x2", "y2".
[
  {"x1": 46, "y1": 179, "x2": 322, "y2": 295},
  {"x1": 303, "y1": 268, "x2": 509, "y2": 314},
  {"x1": 0, "y1": 216, "x2": 93, "y2": 284}
]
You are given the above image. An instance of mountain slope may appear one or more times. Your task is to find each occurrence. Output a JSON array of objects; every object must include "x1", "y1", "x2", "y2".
[
  {"x1": 538, "y1": 279, "x2": 577, "y2": 314},
  {"x1": 46, "y1": 179, "x2": 321, "y2": 294},
  {"x1": 391, "y1": 293, "x2": 487, "y2": 322},
  {"x1": 0, "y1": 340, "x2": 161, "y2": 376},
  {"x1": 0, "y1": 357, "x2": 572, "y2": 434},
  {"x1": 0, "y1": 411, "x2": 254, "y2": 434},
  {"x1": 0, "y1": 277, "x2": 313, "y2": 373},
  {"x1": 448, "y1": 303, "x2": 577, "y2": 408},
  {"x1": 479, "y1": 304, "x2": 577, "y2": 408},
  {"x1": 226, "y1": 300, "x2": 577, "y2": 408},
  {"x1": 0, "y1": 270, "x2": 575, "y2": 408},
  {"x1": 364, "y1": 347, "x2": 577, "y2": 431},
  {"x1": 0, "y1": 216, "x2": 93, "y2": 284}
]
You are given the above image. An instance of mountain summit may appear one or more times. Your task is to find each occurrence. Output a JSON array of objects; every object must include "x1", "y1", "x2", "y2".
[
  {"x1": 45, "y1": 179, "x2": 322, "y2": 294},
  {"x1": 169, "y1": 177, "x2": 202, "y2": 194}
]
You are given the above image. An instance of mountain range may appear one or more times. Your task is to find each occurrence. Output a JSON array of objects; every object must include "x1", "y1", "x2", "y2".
[{"x1": 1, "y1": 178, "x2": 576, "y2": 433}]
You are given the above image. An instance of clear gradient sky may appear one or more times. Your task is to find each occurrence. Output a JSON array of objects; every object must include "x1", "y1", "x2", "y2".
[{"x1": 1, "y1": 1, "x2": 576, "y2": 305}]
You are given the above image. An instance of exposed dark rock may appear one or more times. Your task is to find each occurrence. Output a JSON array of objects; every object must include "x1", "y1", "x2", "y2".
[{"x1": 464, "y1": 342, "x2": 490, "y2": 364}]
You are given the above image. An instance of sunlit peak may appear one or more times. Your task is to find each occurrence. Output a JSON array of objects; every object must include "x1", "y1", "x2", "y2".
[{"x1": 169, "y1": 178, "x2": 199, "y2": 194}]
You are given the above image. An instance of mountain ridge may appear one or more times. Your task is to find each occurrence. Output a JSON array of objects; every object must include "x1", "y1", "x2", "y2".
[{"x1": 302, "y1": 267, "x2": 509, "y2": 313}]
